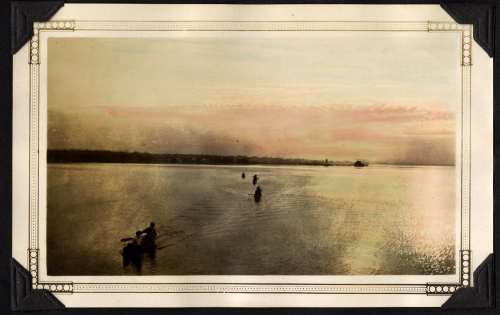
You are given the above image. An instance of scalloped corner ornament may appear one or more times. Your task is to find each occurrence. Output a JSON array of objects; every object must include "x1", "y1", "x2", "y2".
[
  {"x1": 427, "y1": 250, "x2": 472, "y2": 295},
  {"x1": 29, "y1": 21, "x2": 75, "y2": 64},
  {"x1": 428, "y1": 22, "x2": 472, "y2": 66},
  {"x1": 27, "y1": 20, "x2": 473, "y2": 296}
]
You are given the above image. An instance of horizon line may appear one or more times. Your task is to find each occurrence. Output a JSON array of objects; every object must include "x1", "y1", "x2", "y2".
[{"x1": 46, "y1": 149, "x2": 455, "y2": 167}]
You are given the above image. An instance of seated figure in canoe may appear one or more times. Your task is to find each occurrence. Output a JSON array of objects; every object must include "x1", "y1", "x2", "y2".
[
  {"x1": 252, "y1": 174, "x2": 259, "y2": 184},
  {"x1": 141, "y1": 222, "x2": 157, "y2": 252},
  {"x1": 254, "y1": 186, "x2": 262, "y2": 201},
  {"x1": 122, "y1": 223, "x2": 157, "y2": 260},
  {"x1": 122, "y1": 230, "x2": 143, "y2": 261},
  {"x1": 132, "y1": 230, "x2": 142, "y2": 247}
]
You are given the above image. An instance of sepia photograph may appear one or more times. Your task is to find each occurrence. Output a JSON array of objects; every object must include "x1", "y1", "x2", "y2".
[
  {"x1": 11, "y1": 4, "x2": 493, "y2": 308},
  {"x1": 47, "y1": 33, "x2": 458, "y2": 276}
]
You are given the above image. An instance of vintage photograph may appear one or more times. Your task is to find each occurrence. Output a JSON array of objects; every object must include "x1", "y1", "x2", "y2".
[
  {"x1": 11, "y1": 3, "x2": 495, "y2": 308},
  {"x1": 46, "y1": 33, "x2": 459, "y2": 276}
]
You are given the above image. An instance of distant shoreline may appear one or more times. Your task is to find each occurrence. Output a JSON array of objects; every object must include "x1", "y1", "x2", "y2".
[
  {"x1": 47, "y1": 149, "x2": 454, "y2": 167},
  {"x1": 47, "y1": 149, "x2": 361, "y2": 167}
]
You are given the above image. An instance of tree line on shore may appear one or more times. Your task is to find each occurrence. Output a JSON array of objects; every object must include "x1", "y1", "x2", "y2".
[{"x1": 47, "y1": 149, "x2": 361, "y2": 166}]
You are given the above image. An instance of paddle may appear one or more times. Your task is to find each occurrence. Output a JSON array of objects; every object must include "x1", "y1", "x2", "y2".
[
  {"x1": 157, "y1": 244, "x2": 174, "y2": 250},
  {"x1": 121, "y1": 230, "x2": 149, "y2": 242},
  {"x1": 121, "y1": 234, "x2": 160, "y2": 242}
]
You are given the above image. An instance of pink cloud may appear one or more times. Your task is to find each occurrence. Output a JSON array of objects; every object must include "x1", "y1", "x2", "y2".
[
  {"x1": 85, "y1": 102, "x2": 455, "y2": 163},
  {"x1": 101, "y1": 106, "x2": 120, "y2": 116}
]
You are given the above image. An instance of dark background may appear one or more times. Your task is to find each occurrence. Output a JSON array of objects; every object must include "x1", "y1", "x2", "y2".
[{"x1": 1, "y1": 0, "x2": 498, "y2": 314}]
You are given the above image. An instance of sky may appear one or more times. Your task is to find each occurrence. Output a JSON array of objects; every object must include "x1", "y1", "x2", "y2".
[{"x1": 48, "y1": 33, "x2": 461, "y2": 165}]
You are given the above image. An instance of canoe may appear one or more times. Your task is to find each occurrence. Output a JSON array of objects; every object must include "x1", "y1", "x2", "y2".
[{"x1": 122, "y1": 241, "x2": 157, "y2": 261}]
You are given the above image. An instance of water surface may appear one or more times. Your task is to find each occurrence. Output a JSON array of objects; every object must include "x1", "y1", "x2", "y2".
[{"x1": 47, "y1": 163, "x2": 456, "y2": 275}]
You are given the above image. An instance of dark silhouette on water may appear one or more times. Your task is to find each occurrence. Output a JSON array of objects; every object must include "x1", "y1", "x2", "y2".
[
  {"x1": 122, "y1": 224, "x2": 157, "y2": 268},
  {"x1": 122, "y1": 231, "x2": 144, "y2": 266},
  {"x1": 254, "y1": 186, "x2": 262, "y2": 202},
  {"x1": 241, "y1": 172, "x2": 245, "y2": 178},
  {"x1": 132, "y1": 230, "x2": 142, "y2": 246},
  {"x1": 47, "y1": 149, "x2": 370, "y2": 166},
  {"x1": 142, "y1": 222, "x2": 157, "y2": 247},
  {"x1": 354, "y1": 160, "x2": 367, "y2": 167},
  {"x1": 252, "y1": 174, "x2": 259, "y2": 184}
]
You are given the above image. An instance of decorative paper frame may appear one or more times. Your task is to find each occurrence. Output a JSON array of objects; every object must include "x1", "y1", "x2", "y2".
[{"x1": 12, "y1": 5, "x2": 493, "y2": 308}]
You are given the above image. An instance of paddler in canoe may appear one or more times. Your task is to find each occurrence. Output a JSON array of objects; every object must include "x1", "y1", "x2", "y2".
[
  {"x1": 122, "y1": 231, "x2": 143, "y2": 261},
  {"x1": 141, "y1": 222, "x2": 157, "y2": 252},
  {"x1": 254, "y1": 186, "x2": 262, "y2": 201},
  {"x1": 252, "y1": 174, "x2": 259, "y2": 184},
  {"x1": 122, "y1": 222, "x2": 157, "y2": 260},
  {"x1": 142, "y1": 222, "x2": 157, "y2": 243},
  {"x1": 132, "y1": 230, "x2": 142, "y2": 246}
]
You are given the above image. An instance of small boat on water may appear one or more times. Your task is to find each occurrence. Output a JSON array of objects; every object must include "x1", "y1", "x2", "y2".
[
  {"x1": 254, "y1": 186, "x2": 262, "y2": 202},
  {"x1": 252, "y1": 175, "x2": 259, "y2": 184},
  {"x1": 122, "y1": 241, "x2": 157, "y2": 263}
]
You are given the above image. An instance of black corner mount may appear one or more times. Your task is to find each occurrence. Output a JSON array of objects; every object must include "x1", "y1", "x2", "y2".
[
  {"x1": 441, "y1": 3, "x2": 495, "y2": 57},
  {"x1": 11, "y1": 258, "x2": 65, "y2": 311},
  {"x1": 11, "y1": 1, "x2": 65, "y2": 54},
  {"x1": 442, "y1": 254, "x2": 495, "y2": 309}
]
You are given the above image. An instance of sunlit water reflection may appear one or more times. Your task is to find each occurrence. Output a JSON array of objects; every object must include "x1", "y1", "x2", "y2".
[{"x1": 47, "y1": 163, "x2": 456, "y2": 275}]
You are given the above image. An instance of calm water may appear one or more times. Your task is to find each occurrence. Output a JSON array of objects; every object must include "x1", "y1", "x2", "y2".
[{"x1": 47, "y1": 163, "x2": 456, "y2": 275}]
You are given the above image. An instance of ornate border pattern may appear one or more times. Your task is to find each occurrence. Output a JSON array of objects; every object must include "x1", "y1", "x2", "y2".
[
  {"x1": 28, "y1": 21, "x2": 472, "y2": 295},
  {"x1": 29, "y1": 21, "x2": 76, "y2": 294},
  {"x1": 73, "y1": 21, "x2": 430, "y2": 31},
  {"x1": 72, "y1": 284, "x2": 427, "y2": 294},
  {"x1": 427, "y1": 250, "x2": 471, "y2": 295},
  {"x1": 428, "y1": 22, "x2": 471, "y2": 65},
  {"x1": 425, "y1": 22, "x2": 472, "y2": 295},
  {"x1": 28, "y1": 249, "x2": 73, "y2": 293},
  {"x1": 30, "y1": 22, "x2": 75, "y2": 64}
]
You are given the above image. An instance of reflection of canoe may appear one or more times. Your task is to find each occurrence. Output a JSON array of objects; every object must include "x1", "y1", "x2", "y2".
[
  {"x1": 141, "y1": 240, "x2": 157, "y2": 253},
  {"x1": 122, "y1": 244, "x2": 139, "y2": 255},
  {"x1": 122, "y1": 241, "x2": 157, "y2": 261},
  {"x1": 121, "y1": 244, "x2": 141, "y2": 264}
]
